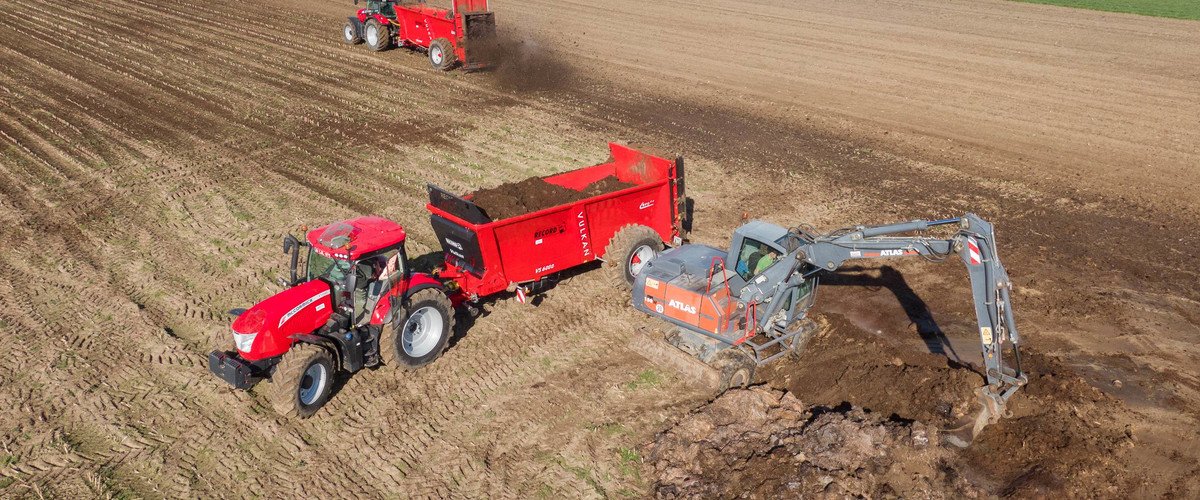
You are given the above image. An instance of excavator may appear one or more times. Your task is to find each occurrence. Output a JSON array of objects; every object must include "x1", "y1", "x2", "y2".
[{"x1": 631, "y1": 213, "x2": 1026, "y2": 447}]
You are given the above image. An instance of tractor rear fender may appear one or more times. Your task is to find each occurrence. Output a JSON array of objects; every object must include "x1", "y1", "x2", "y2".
[{"x1": 371, "y1": 276, "x2": 446, "y2": 326}]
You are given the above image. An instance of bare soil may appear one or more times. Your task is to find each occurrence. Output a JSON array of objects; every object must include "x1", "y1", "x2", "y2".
[
  {"x1": 469, "y1": 176, "x2": 634, "y2": 220},
  {"x1": 649, "y1": 386, "x2": 975, "y2": 498},
  {"x1": 0, "y1": 0, "x2": 1197, "y2": 498}
]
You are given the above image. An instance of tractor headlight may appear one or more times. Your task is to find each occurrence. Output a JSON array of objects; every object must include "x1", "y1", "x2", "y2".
[{"x1": 233, "y1": 332, "x2": 258, "y2": 353}]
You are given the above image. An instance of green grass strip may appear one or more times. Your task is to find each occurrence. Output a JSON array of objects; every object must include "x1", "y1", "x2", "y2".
[{"x1": 1012, "y1": 0, "x2": 1200, "y2": 20}]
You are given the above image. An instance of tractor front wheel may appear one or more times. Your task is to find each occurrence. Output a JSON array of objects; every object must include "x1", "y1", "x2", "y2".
[
  {"x1": 364, "y1": 19, "x2": 390, "y2": 52},
  {"x1": 381, "y1": 288, "x2": 455, "y2": 369},
  {"x1": 603, "y1": 224, "x2": 664, "y2": 290},
  {"x1": 342, "y1": 20, "x2": 362, "y2": 45},
  {"x1": 428, "y1": 38, "x2": 456, "y2": 71},
  {"x1": 270, "y1": 343, "x2": 335, "y2": 418}
]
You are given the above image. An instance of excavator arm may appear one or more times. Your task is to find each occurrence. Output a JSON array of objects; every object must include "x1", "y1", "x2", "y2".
[{"x1": 797, "y1": 213, "x2": 1027, "y2": 446}]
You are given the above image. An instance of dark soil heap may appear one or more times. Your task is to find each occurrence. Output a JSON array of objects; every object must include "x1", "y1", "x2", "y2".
[
  {"x1": 647, "y1": 387, "x2": 978, "y2": 499},
  {"x1": 468, "y1": 176, "x2": 635, "y2": 220}
]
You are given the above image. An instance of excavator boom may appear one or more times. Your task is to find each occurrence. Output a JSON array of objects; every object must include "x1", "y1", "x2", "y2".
[{"x1": 796, "y1": 214, "x2": 1027, "y2": 445}]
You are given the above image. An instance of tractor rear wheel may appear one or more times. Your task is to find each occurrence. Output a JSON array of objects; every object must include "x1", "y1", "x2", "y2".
[
  {"x1": 428, "y1": 38, "x2": 456, "y2": 71},
  {"x1": 342, "y1": 20, "x2": 362, "y2": 45},
  {"x1": 270, "y1": 343, "x2": 335, "y2": 418},
  {"x1": 712, "y1": 349, "x2": 755, "y2": 393},
  {"x1": 364, "y1": 19, "x2": 390, "y2": 52},
  {"x1": 603, "y1": 224, "x2": 663, "y2": 290},
  {"x1": 381, "y1": 288, "x2": 455, "y2": 369}
]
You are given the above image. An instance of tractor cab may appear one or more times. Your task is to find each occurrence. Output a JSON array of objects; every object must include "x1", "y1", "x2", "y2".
[
  {"x1": 359, "y1": 0, "x2": 399, "y2": 21},
  {"x1": 294, "y1": 217, "x2": 410, "y2": 324}
]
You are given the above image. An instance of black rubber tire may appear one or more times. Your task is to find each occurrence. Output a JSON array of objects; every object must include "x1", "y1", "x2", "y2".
[
  {"x1": 712, "y1": 349, "x2": 755, "y2": 393},
  {"x1": 364, "y1": 19, "x2": 390, "y2": 52},
  {"x1": 603, "y1": 224, "x2": 664, "y2": 290},
  {"x1": 342, "y1": 20, "x2": 362, "y2": 45},
  {"x1": 270, "y1": 343, "x2": 335, "y2": 418},
  {"x1": 428, "y1": 38, "x2": 456, "y2": 71},
  {"x1": 381, "y1": 288, "x2": 455, "y2": 370}
]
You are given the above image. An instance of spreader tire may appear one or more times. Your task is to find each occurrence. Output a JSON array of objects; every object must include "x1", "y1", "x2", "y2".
[
  {"x1": 428, "y1": 38, "x2": 456, "y2": 71},
  {"x1": 364, "y1": 19, "x2": 390, "y2": 52},
  {"x1": 603, "y1": 224, "x2": 664, "y2": 290},
  {"x1": 713, "y1": 350, "x2": 755, "y2": 393},
  {"x1": 270, "y1": 343, "x2": 335, "y2": 418},
  {"x1": 342, "y1": 20, "x2": 362, "y2": 45},
  {"x1": 382, "y1": 288, "x2": 455, "y2": 369}
]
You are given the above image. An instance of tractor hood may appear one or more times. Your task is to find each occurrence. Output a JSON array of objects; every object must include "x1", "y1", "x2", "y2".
[{"x1": 231, "y1": 279, "x2": 333, "y2": 361}]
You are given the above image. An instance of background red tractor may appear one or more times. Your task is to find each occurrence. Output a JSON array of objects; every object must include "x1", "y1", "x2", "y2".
[{"x1": 342, "y1": 0, "x2": 496, "y2": 71}]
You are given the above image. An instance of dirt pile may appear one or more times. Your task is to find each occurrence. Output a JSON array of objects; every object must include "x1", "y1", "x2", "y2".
[
  {"x1": 468, "y1": 176, "x2": 634, "y2": 220},
  {"x1": 764, "y1": 314, "x2": 981, "y2": 428},
  {"x1": 647, "y1": 387, "x2": 977, "y2": 498}
]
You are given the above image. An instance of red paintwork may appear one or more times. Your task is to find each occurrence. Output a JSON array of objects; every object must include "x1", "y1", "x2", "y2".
[
  {"x1": 367, "y1": 273, "x2": 445, "y2": 326},
  {"x1": 234, "y1": 280, "x2": 333, "y2": 361},
  {"x1": 307, "y1": 216, "x2": 406, "y2": 260},
  {"x1": 356, "y1": 0, "x2": 492, "y2": 67},
  {"x1": 428, "y1": 143, "x2": 684, "y2": 298}
]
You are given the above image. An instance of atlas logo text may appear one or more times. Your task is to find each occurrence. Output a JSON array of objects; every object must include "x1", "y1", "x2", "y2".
[{"x1": 668, "y1": 299, "x2": 697, "y2": 314}]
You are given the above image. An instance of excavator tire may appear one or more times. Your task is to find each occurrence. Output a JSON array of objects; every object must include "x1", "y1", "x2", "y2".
[
  {"x1": 270, "y1": 343, "x2": 335, "y2": 418},
  {"x1": 381, "y1": 288, "x2": 455, "y2": 370},
  {"x1": 712, "y1": 349, "x2": 755, "y2": 393},
  {"x1": 603, "y1": 224, "x2": 663, "y2": 291}
]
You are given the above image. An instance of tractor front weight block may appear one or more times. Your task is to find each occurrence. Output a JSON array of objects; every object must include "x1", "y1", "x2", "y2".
[{"x1": 208, "y1": 351, "x2": 264, "y2": 390}]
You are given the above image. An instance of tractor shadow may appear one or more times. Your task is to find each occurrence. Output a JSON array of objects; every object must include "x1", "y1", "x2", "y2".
[{"x1": 819, "y1": 265, "x2": 964, "y2": 364}]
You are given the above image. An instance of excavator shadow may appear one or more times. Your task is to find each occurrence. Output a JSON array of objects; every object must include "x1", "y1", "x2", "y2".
[{"x1": 819, "y1": 264, "x2": 970, "y2": 369}]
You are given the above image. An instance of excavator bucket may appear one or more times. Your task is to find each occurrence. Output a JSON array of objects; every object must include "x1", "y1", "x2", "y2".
[
  {"x1": 941, "y1": 386, "x2": 1007, "y2": 448},
  {"x1": 629, "y1": 328, "x2": 721, "y2": 391}
]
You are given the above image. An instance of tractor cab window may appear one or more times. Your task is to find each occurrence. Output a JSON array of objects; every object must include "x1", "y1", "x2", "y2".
[
  {"x1": 368, "y1": 0, "x2": 398, "y2": 18},
  {"x1": 735, "y1": 238, "x2": 781, "y2": 281},
  {"x1": 307, "y1": 250, "x2": 354, "y2": 313},
  {"x1": 351, "y1": 249, "x2": 403, "y2": 326}
]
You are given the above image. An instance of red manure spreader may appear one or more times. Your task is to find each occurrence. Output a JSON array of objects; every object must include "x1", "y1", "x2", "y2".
[
  {"x1": 209, "y1": 143, "x2": 689, "y2": 416},
  {"x1": 342, "y1": 0, "x2": 496, "y2": 71}
]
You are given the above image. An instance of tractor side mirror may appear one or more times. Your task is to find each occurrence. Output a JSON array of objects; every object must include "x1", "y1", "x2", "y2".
[{"x1": 282, "y1": 234, "x2": 305, "y2": 286}]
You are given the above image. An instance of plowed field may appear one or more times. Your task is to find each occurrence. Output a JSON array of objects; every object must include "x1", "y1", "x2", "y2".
[{"x1": 1, "y1": 0, "x2": 1197, "y2": 497}]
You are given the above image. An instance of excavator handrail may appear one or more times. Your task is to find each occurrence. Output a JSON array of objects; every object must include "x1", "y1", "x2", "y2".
[{"x1": 705, "y1": 256, "x2": 733, "y2": 333}]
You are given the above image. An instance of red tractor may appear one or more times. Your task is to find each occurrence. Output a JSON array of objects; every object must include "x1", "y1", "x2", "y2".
[
  {"x1": 342, "y1": 0, "x2": 496, "y2": 71},
  {"x1": 209, "y1": 144, "x2": 689, "y2": 417},
  {"x1": 209, "y1": 217, "x2": 457, "y2": 417}
]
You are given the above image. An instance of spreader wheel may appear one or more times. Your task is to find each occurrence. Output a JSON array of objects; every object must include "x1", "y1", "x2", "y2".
[
  {"x1": 428, "y1": 38, "x2": 456, "y2": 71},
  {"x1": 603, "y1": 224, "x2": 664, "y2": 290},
  {"x1": 381, "y1": 288, "x2": 455, "y2": 369},
  {"x1": 712, "y1": 349, "x2": 755, "y2": 393},
  {"x1": 342, "y1": 20, "x2": 362, "y2": 45},
  {"x1": 364, "y1": 19, "x2": 390, "y2": 52},
  {"x1": 270, "y1": 343, "x2": 335, "y2": 418}
]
